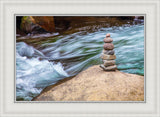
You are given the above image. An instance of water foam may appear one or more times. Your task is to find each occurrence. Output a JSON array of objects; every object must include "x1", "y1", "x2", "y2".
[{"x1": 16, "y1": 42, "x2": 68, "y2": 101}]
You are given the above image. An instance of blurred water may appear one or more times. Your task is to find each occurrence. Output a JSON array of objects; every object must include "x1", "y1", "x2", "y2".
[
  {"x1": 16, "y1": 24, "x2": 144, "y2": 101},
  {"x1": 16, "y1": 42, "x2": 68, "y2": 101}
]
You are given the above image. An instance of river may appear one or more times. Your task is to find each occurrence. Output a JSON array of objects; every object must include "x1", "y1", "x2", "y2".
[{"x1": 16, "y1": 24, "x2": 144, "y2": 101}]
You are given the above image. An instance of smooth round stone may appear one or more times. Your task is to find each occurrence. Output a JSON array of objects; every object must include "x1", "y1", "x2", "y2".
[
  {"x1": 103, "y1": 38, "x2": 113, "y2": 43},
  {"x1": 106, "y1": 33, "x2": 110, "y2": 37},
  {"x1": 100, "y1": 64, "x2": 117, "y2": 71},
  {"x1": 102, "y1": 49, "x2": 115, "y2": 55},
  {"x1": 103, "y1": 60, "x2": 116, "y2": 67},
  {"x1": 103, "y1": 43, "x2": 114, "y2": 50},
  {"x1": 100, "y1": 54, "x2": 116, "y2": 60}
]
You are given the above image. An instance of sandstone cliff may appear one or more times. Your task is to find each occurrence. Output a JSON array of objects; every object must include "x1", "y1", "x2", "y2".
[
  {"x1": 17, "y1": 16, "x2": 139, "y2": 35},
  {"x1": 32, "y1": 65, "x2": 144, "y2": 101},
  {"x1": 19, "y1": 16, "x2": 55, "y2": 34}
]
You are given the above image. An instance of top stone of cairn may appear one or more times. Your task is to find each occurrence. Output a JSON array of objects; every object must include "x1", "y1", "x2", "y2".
[
  {"x1": 104, "y1": 33, "x2": 113, "y2": 43},
  {"x1": 106, "y1": 33, "x2": 110, "y2": 37}
]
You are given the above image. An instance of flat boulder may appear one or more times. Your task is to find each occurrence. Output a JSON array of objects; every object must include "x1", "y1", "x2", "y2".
[{"x1": 32, "y1": 65, "x2": 144, "y2": 101}]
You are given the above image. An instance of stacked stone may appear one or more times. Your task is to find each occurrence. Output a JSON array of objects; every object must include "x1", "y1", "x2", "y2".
[{"x1": 100, "y1": 33, "x2": 117, "y2": 71}]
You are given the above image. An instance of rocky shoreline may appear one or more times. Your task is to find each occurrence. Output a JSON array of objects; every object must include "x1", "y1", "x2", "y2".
[{"x1": 16, "y1": 16, "x2": 144, "y2": 36}]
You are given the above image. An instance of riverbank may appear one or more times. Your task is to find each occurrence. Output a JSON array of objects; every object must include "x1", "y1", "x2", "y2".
[
  {"x1": 16, "y1": 16, "x2": 144, "y2": 36},
  {"x1": 32, "y1": 65, "x2": 144, "y2": 101}
]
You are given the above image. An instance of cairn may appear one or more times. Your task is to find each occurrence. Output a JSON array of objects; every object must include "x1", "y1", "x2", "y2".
[{"x1": 100, "y1": 33, "x2": 117, "y2": 71}]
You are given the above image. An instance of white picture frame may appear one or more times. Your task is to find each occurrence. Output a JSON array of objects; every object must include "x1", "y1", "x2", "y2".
[{"x1": 0, "y1": 0, "x2": 160, "y2": 117}]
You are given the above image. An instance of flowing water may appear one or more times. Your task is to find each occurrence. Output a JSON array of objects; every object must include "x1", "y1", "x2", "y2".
[{"x1": 16, "y1": 24, "x2": 144, "y2": 101}]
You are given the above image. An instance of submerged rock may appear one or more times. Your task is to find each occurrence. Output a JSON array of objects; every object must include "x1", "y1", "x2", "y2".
[{"x1": 32, "y1": 65, "x2": 144, "y2": 101}]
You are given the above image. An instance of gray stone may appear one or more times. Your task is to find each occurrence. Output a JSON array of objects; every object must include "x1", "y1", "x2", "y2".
[
  {"x1": 100, "y1": 64, "x2": 117, "y2": 71},
  {"x1": 102, "y1": 49, "x2": 115, "y2": 55},
  {"x1": 100, "y1": 54, "x2": 116, "y2": 60},
  {"x1": 103, "y1": 43, "x2": 114, "y2": 50},
  {"x1": 103, "y1": 60, "x2": 116, "y2": 67},
  {"x1": 103, "y1": 38, "x2": 113, "y2": 43}
]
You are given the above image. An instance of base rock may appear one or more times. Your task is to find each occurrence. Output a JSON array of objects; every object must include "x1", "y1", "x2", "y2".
[{"x1": 32, "y1": 65, "x2": 144, "y2": 101}]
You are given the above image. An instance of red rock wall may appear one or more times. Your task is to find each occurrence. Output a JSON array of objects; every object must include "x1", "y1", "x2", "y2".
[{"x1": 32, "y1": 16, "x2": 55, "y2": 32}]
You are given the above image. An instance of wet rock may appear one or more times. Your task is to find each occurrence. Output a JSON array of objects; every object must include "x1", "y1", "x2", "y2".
[
  {"x1": 20, "y1": 16, "x2": 55, "y2": 34},
  {"x1": 102, "y1": 49, "x2": 115, "y2": 55},
  {"x1": 103, "y1": 43, "x2": 114, "y2": 50},
  {"x1": 100, "y1": 54, "x2": 116, "y2": 60},
  {"x1": 103, "y1": 37, "x2": 113, "y2": 43},
  {"x1": 20, "y1": 16, "x2": 35, "y2": 33},
  {"x1": 32, "y1": 16, "x2": 55, "y2": 32},
  {"x1": 103, "y1": 60, "x2": 115, "y2": 67}
]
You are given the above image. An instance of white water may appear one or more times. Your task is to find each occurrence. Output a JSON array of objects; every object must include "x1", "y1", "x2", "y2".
[{"x1": 16, "y1": 42, "x2": 68, "y2": 101}]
